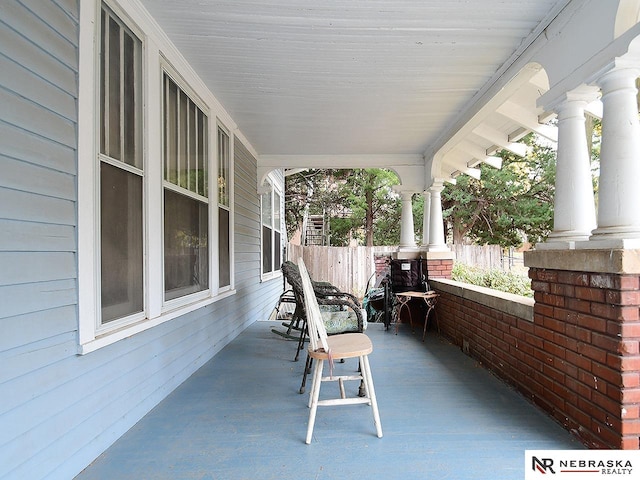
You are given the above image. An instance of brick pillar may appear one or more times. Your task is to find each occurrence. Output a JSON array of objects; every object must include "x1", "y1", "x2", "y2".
[
  {"x1": 526, "y1": 249, "x2": 640, "y2": 449},
  {"x1": 425, "y1": 251, "x2": 454, "y2": 280},
  {"x1": 427, "y1": 258, "x2": 453, "y2": 279}
]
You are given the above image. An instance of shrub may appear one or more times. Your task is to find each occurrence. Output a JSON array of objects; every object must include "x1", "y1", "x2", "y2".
[{"x1": 451, "y1": 262, "x2": 533, "y2": 298}]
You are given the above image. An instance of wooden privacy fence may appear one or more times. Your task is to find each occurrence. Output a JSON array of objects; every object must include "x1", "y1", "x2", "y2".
[
  {"x1": 453, "y1": 244, "x2": 503, "y2": 269},
  {"x1": 287, "y1": 244, "x2": 396, "y2": 299},
  {"x1": 287, "y1": 243, "x2": 520, "y2": 299}
]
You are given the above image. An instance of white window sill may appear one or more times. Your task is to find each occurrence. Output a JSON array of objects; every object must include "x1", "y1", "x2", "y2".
[{"x1": 77, "y1": 289, "x2": 237, "y2": 355}]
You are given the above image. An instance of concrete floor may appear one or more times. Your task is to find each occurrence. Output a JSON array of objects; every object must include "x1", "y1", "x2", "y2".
[{"x1": 75, "y1": 321, "x2": 584, "y2": 480}]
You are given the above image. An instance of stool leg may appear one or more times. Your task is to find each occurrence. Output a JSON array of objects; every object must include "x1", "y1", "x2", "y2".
[
  {"x1": 361, "y1": 355, "x2": 383, "y2": 438},
  {"x1": 306, "y1": 358, "x2": 324, "y2": 444}
]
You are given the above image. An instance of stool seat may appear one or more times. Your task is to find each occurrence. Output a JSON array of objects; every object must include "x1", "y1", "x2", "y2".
[{"x1": 308, "y1": 333, "x2": 373, "y2": 360}]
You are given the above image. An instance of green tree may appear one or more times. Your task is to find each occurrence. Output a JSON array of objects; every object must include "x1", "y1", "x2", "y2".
[
  {"x1": 442, "y1": 134, "x2": 556, "y2": 248},
  {"x1": 285, "y1": 168, "x2": 402, "y2": 246}
]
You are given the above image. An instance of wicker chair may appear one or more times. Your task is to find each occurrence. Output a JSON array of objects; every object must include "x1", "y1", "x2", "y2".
[{"x1": 280, "y1": 260, "x2": 364, "y2": 394}]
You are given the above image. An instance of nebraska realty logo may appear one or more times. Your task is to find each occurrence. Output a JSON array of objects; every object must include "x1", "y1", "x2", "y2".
[{"x1": 525, "y1": 450, "x2": 640, "y2": 479}]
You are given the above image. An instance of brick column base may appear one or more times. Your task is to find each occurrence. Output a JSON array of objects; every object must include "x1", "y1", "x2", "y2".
[
  {"x1": 526, "y1": 249, "x2": 640, "y2": 449},
  {"x1": 427, "y1": 258, "x2": 453, "y2": 279}
]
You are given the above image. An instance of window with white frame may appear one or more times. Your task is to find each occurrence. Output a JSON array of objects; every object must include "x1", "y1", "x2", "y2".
[
  {"x1": 217, "y1": 127, "x2": 231, "y2": 288},
  {"x1": 98, "y1": 4, "x2": 144, "y2": 324},
  {"x1": 79, "y1": 0, "x2": 237, "y2": 351},
  {"x1": 261, "y1": 180, "x2": 282, "y2": 276},
  {"x1": 163, "y1": 73, "x2": 209, "y2": 301}
]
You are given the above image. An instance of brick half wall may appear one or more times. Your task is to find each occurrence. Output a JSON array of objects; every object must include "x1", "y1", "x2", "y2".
[{"x1": 431, "y1": 275, "x2": 640, "y2": 449}]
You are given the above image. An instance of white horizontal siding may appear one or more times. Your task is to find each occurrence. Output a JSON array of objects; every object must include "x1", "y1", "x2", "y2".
[
  {"x1": 234, "y1": 139, "x2": 283, "y2": 323},
  {"x1": 0, "y1": 122, "x2": 76, "y2": 175},
  {"x1": 0, "y1": 188, "x2": 76, "y2": 225},
  {"x1": 0, "y1": 88, "x2": 76, "y2": 148},
  {"x1": 0, "y1": 2, "x2": 283, "y2": 479},
  {"x1": 0, "y1": 305, "x2": 76, "y2": 352},
  {"x1": 0, "y1": 280, "x2": 77, "y2": 320},
  {"x1": 0, "y1": 155, "x2": 76, "y2": 201},
  {"x1": 0, "y1": 219, "x2": 75, "y2": 252},
  {"x1": 17, "y1": 0, "x2": 79, "y2": 45},
  {"x1": 0, "y1": 53, "x2": 77, "y2": 121}
]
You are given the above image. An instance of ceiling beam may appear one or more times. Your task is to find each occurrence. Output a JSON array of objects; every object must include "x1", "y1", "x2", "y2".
[
  {"x1": 497, "y1": 100, "x2": 558, "y2": 142},
  {"x1": 258, "y1": 154, "x2": 426, "y2": 192},
  {"x1": 472, "y1": 124, "x2": 529, "y2": 157}
]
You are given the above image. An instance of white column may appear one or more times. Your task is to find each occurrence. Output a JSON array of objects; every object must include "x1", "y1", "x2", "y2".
[
  {"x1": 399, "y1": 191, "x2": 417, "y2": 248},
  {"x1": 545, "y1": 92, "x2": 597, "y2": 246},
  {"x1": 428, "y1": 182, "x2": 449, "y2": 251},
  {"x1": 590, "y1": 66, "x2": 640, "y2": 244},
  {"x1": 421, "y1": 191, "x2": 431, "y2": 248}
]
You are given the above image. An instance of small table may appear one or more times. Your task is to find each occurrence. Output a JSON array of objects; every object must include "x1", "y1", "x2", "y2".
[{"x1": 394, "y1": 291, "x2": 439, "y2": 341}]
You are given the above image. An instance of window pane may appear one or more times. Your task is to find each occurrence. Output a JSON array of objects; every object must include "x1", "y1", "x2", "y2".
[
  {"x1": 100, "y1": 162, "x2": 143, "y2": 323},
  {"x1": 218, "y1": 128, "x2": 229, "y2": 206},
  {"x1": 219, "y1": 207, "x2": 230, "y2": 287},
  {"x1": 100, "y1": 6, "x2": 142, "y2": 168},
  {"x1": 164, "y1": 189, "x2": 209, "y2": 300},
  {"x1": 197, "y1": 110, "x2": 208, "y2": 197},
  {"x1": 100, "y1": 9, "x2": 106, "y2": 155},
  {"x1": 165, "y1": 76, "x2": 178, "y2": 183},
  {"x1": 188, "y1": 100, "x2": 197, "y2": 191},
  {"x1": 274, "y1": 231, "x2": 281, "y2": 270},
  {"x1": 108, "y1": 16, "x2": 121, "y2": 160},
  {"x1": 123, "y1": 31, "x2": 141, "y2": 169},
  {"x1": 262, "y1": 190, "x2": 272, "y2": 226},
  {"x1": 178, "y1": 90, "x2": 188, "y2": 189},
  {"x1": 262, "y1": 225, "x2": 273, "y2": 274},
  {"x1": 274, "y1": 191, "x2": 281, "y2": 232},
  {"x1": 164, "y1": 74, "x2": 208, "y2": 196}
]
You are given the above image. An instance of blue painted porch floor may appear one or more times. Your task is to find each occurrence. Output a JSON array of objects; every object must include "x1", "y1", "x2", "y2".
[{"x1": 76, "y1": 321, "x2": 584, "y2": 480}]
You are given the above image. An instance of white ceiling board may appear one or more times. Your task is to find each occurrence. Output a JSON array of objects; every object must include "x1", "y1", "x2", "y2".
[{"x1": 140, "y1": 0, "x2": 568, "y2": 168}]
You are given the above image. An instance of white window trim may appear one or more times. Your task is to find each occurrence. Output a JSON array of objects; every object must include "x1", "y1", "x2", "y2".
[
  {"x1": 260, "y1": 174, "x2": 284, "y2": 281},
  {"x1": 77, "y1": 0, "x2": 237, "y2": 354},
  {"x1": 160, "y1": 63, "x2": 212, "y2": 307},
  {"x1": 216, "y1": 122, "x2": 235, "y2": 293}
]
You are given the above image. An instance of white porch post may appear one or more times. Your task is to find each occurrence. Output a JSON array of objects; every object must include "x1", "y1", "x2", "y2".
[
  {"x1": 421, "y1": 190, "x2": 431, "y2": 248},
  {"x1": 590, "y1": 66, "x2": 640, "y2": 244},
  {"x1": 399, "y1": 191, "x2": 417, "y2": 248},
  {"x1": 428, "y1": 182, "x2": 448, "y2": 251},
  {"x1": 544, "y1": 91, "x2": 597, "y2": 247}
]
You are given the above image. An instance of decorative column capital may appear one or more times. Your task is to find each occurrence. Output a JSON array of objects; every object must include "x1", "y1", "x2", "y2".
[
  {"x1": 593, "y1": 62, "x2": 640, "y2": 90},
  {"x1": 427, "y1": 179, "x2": 445, "y2": 194},
  {"x1": 544, "y1": 85, "x2": 601, "y2": 114}
]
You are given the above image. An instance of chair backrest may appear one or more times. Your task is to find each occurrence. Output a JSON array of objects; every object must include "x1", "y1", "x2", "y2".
[
  {"x1": 281, "y1": 261, "x2": 304, "y2": 301},
  {"x1": 297, "y1": 258, "x2": 329, "y2": 353}
]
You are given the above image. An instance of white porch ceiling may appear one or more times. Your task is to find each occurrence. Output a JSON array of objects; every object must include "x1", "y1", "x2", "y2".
[{"x1": 140, "y1": 0, "x2": 570, "y2": 181}]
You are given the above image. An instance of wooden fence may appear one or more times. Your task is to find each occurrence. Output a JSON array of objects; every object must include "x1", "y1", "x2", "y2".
[
  {"x1": 453, "y1": 244, "x2": 503, "y2": 269},
  {"x1": 287, "y1": 244, "x2": 396, "y2": 298},
  {"x1": 287, "y1": 243, "x2": 521, "y2": 299}
]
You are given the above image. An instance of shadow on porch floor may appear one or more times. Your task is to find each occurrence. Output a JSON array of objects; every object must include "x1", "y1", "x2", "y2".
[{"x1": 75, "y1": 321, "x2": 583, "y2": 480}]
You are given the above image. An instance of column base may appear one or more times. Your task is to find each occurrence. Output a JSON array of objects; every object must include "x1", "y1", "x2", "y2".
[
  {"x1": 577, "y1": 237, "x2": 640, "y2": 250},
  {"x1": 426, "y1": 244, "x2": 450, "y2": 253},
  {"x1": 586, "y1": 226, "x2": 640, "y2": 249},
  {"x1": 396, "y1": 246, "x2": 422, "y2": 259},
  {"x1": 535, "y1": 240, "x2": 579, "y2": 250},
  {"x1": 543, "y1": 230, "x2": 592, "y2": 248}
]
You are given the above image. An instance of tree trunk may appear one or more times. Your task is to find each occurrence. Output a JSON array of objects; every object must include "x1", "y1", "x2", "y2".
[{"x1": 365, "y1": 187, "x2": 374, "y2": 247}]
